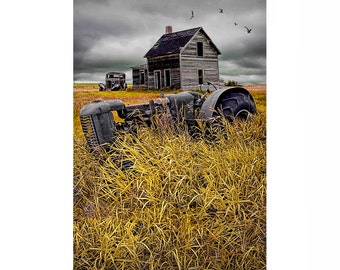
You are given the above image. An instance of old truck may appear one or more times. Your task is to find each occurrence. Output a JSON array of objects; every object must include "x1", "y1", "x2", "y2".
[
  {"x1": 98, "y1": 72, "x2": 127, "y2": 91},
  {"x1": 80, "y1": 82, "x2": 257, "y2": 154}
]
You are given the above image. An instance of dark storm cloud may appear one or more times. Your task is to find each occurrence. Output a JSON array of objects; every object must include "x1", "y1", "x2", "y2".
[{"x1": 74, "y1": 0, "x2": 266, "y2": 84}]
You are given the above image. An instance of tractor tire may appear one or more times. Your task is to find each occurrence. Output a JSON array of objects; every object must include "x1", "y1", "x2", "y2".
[{"x1": 215, "y1": 91, "x2": 257, "y2": 122}]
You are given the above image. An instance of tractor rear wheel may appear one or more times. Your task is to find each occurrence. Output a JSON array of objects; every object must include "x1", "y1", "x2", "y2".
[{"x1": 215, "y1": 91, "x2": 257, "y2": 122}]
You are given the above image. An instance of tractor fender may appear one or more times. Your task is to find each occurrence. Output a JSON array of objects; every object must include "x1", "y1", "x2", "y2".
[{"x1": 198, "y1": 87, "x2": 256, "y2": 119}]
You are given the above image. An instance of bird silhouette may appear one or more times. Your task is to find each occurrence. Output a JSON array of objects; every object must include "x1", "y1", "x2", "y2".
[
  {"x1": 189, "y1": 10, "x2": 194, "y2": 19},
  {"x1": 244, "y1": 26, "x2": 252, "y2": 33},
  {"x1": 219, "y1": 9, "x2": 224, "y2": 13},
  {"x1": 234, "y1": 22, "x2": 238, "y2": 26}
]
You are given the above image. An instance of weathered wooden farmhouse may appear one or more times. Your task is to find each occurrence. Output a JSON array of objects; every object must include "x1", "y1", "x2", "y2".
[{"x1": 132, "y1": 26, "x2": 221, "y2": 90}]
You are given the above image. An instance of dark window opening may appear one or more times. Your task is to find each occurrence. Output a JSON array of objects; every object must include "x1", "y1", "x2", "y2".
[
  {"x1": 140, "y1": 71, "x2": 145, "y2": 85},
  {"x1": 108, "y1": 74, "x2": 124, "y2": 79},
  {"x1": 165, "y1": 70, "x2": 170, "y2": 87},
  {"x1": 197, "y1": 42, "x2": 203, "y2": 57},
  {"x1": 198, "y1": 69, "x2": 204, "y2": 85},
  {"x1": 155, "y1": 71, "x2": 161, "y2": 89}
]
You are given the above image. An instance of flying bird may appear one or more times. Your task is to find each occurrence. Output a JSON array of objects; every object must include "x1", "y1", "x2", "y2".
[
  {"x1": 234, "y1": 22, "x2": 238, "y2": 26},
  {"x1": 189, "y1": 10, "x2": 194, "y2": 19},
  {"x1": 219, "y1": 9, "x2": 224, "y2": 13},
  {"x1": 244, "y1": 26, "x2": 252, "y2": 33}
]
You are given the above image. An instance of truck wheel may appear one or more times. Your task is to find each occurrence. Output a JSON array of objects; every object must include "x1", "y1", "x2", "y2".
[{"x1": 215, "y1": 91, "x2": 257, "y2": 122}]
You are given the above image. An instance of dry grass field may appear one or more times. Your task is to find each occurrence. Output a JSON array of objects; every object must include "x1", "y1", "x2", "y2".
[{"x1": 73, "y1": 84, "x2": 266, "y2": 269}]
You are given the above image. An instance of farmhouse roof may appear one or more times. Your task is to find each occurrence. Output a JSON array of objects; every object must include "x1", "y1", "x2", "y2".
[
  {"x1": 144, "y1": 27, "x2": 221, "y2": 58},
  {"x1": 130, "y1": 64, "x2": 148, "y2": 70}
]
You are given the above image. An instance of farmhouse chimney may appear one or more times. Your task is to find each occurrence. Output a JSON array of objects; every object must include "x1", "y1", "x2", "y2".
[{"x1": 165, "y1": 25, "x2": 172, "y2": 34}]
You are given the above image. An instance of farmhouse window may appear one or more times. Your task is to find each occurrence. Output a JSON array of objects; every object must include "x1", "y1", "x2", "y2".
[
  {"x1": 197, "y1": 42, "x2": 203, "y2": 57},
  {"x1": 164, "y1": 70, "x2": 170, "y2": 87},
  {"x1": 198, "y1": 69, "x2": 204, "y2": 85}
]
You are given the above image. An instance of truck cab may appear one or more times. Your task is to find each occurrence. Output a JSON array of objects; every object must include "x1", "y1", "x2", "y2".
[{"x1": 99, "y1": 72, "x2": 127, "y2": 91}]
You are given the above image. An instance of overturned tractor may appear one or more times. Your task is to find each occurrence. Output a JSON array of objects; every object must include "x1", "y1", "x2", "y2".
[{"x1": 80, "y1": 83, "x2": 257, "y2": 154}]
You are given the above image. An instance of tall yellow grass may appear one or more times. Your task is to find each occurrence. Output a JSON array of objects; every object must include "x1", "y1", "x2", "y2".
[{"x1": 74, "y1": 89, "x2": 266, "y2": 269}]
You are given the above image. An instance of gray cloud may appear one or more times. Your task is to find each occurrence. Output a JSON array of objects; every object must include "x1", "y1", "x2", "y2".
[{"x1": 74, "y1": 0, "x2": 266, "y2": 84}]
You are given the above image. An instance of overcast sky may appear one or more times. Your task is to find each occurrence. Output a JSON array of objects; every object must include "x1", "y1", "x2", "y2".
[{"x1": 74, "y1": 0, "x2": 266, "y2": 85}]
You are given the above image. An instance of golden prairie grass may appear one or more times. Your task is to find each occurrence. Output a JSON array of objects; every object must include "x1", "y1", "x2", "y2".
[{"x1": 73, "y1": 87, "x2": 266, "y2": 269}]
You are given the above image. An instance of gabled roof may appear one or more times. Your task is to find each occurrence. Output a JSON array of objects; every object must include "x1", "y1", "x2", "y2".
[
  {"x1": 130, "y1": 64, "x2": 148, "y2": 70},
  {"x1": 144, "y1": 27, "x2": 221, "y2": 58}
]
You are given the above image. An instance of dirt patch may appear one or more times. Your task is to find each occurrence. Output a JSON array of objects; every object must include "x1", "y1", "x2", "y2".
[
  {"x1": 243, "y1": 85, "x2": 266, "y2": 92},
  {"x1": 73, "y1": 84, "x2": 99, "y2": 92}
]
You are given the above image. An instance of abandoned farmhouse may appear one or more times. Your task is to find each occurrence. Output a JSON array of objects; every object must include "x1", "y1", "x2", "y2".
[{"x1": 131, "y1": 26, "x2": 221, "y2": 90}]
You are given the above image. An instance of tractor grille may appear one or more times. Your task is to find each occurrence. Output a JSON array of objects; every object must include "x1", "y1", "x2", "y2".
[{"x1": 80, "y1": 115, "x2": 100, "y2": 150}]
